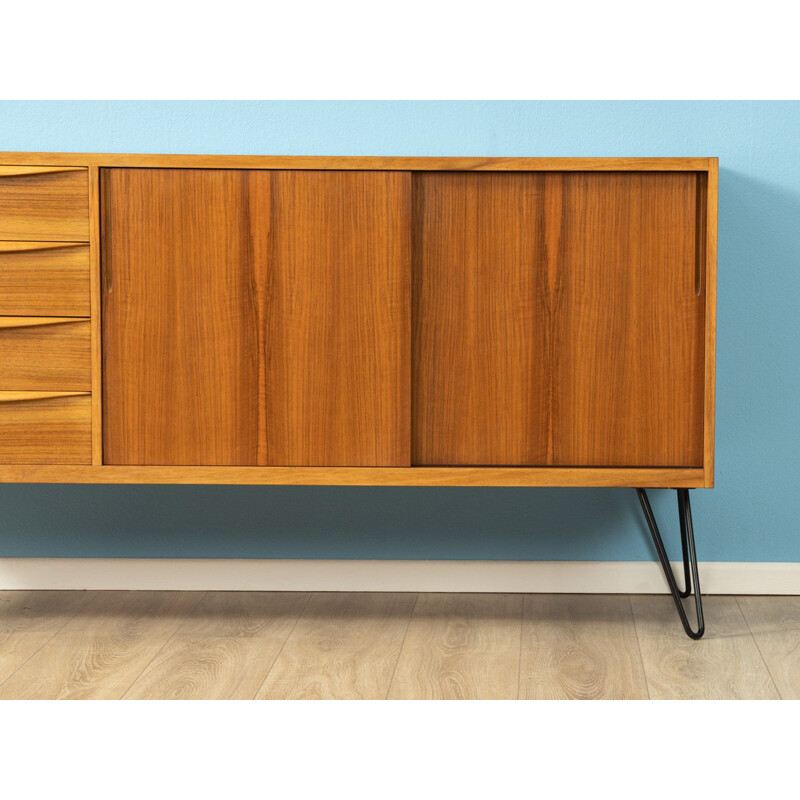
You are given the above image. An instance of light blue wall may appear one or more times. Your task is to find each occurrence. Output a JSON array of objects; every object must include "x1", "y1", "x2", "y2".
[{"x1": 0, "y1": 101, "x2": 797, "y2": 562}]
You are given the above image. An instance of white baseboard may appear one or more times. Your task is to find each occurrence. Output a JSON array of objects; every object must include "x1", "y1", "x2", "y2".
[{"x1": 0, "y1": 558, "x2": 797, "y2": 594}]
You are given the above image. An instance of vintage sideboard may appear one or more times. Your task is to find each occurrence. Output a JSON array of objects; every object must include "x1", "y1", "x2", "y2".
[{"x1": 0, "y1": 154, "x2": 718, "y2": 637}]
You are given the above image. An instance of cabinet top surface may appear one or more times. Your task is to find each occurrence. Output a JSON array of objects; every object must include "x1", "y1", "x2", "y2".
[{"x1": 0, "y1": 153, "x2": 717, "y2": 171}]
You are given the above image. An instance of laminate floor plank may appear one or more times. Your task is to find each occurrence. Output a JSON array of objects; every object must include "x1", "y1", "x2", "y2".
[
  {"x1": 736, "y1": 596, "x2": 800, "y2": 700},
  {"x1": 124, "y1": 592, "x2": 311, "y2": 700},
  {"x1": 0, "y1": 590, "x2": 97, "y2": 686},
  {"x1": 0, "y1": 591, "x2": 201, "y2": 700},
  {"x1": 520, "y1": 594, "x2": 649, "y2": 700},
  {"x1": 631, "y1": 595, "x2": 780, "y2": 700},
  {"x1": 1, "y1": 592, "x2": 799, "y2": 701},
  {"x1": 256, "y1": 593, "x2": 417, "y2": 700},
  {"x1": 388, "y1": 593, "x2": 523, "y2": 700}
]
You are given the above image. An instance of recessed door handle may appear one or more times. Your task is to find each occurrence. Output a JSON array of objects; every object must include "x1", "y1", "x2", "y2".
[{"x1": 0, "y1": 166, "x2": 85, "y2": 178}]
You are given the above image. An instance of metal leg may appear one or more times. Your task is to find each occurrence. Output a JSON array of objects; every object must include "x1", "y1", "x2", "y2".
[{"x1": 636, "y1": 488, "x2": 705, "y2": 640}]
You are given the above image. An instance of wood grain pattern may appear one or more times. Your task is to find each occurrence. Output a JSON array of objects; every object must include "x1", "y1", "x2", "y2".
[
  {"x1": 0, "y1": 242, "x2": 90, "y2": 316},
  {"x1": 0, "y1": 465, "x2": 705, "y2": 486},
  {"x1": 0, "y1": 590, "x2": 97, "y2": 686},
  {"x1": 0, "y1": 591, "x2": 201, "y2": 700},
  {"x1": 0, "y1": 167, "x2": 89, "y2": 241},
  {"x1": 0, "y1": 166, "x2": 86, "y2": 177},
  {"x1": 0, "y1": 590, "x2": 96, "y2": 634},
  {"x1": 703, "y1": 159, "x2": 719, "y2": 486},
  {"x1": 1, "y1": 591, "x2": 796, "y2": 701},
  {"x1": 0, "y1": 391, "x2": 91, "y2": 464},
  {"x1": 102, "y1": 168, "x2": 269, "y2": 465},
  {"x1": 413, "y1": 171, "x2": 705, "y2": 467},
  {"x1": 88, "y1": 167, "x2": 103, "y2": 464},
  {"x1": 0, "y1": 157, "x2": 715, "y2": 484},
  {"x1": 388, "y1": 593, "x2": 522, "y2": 700},
  {"x1": 412, "y1": 172, "x2": 549, "y2": 465},
  {"x1": 0, "y1": 153, "x2": 715, "y2": 171},
  {"x1": 631, "y1": 595, "x2": 780, "y2": 700},
  {"x1": 0, "y1": 318, "x2": 90, "y2": 390},
  {"x1": 256, "y1": 592, "x2": 416, "y2": 699},
  {"x1": 550, "y1": 171, "x2": 705, "y2": 466},
  {"x1": 266, "y1": 170, "x2": 411, "y2": 466},
  {"x1": 124, "y1": 592, "x2": 310, "y2": 700},
  {"x1": 520, "y1": 594, "x2": 648, "y2": 699},
  {"x1": 737, "y1": 595, "x2": 800, "y2": 700}
]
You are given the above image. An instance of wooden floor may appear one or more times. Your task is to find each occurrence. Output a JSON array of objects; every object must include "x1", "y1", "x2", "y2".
[{"x1": 0, "y1": 591, "x2": 796, "y2": 700}]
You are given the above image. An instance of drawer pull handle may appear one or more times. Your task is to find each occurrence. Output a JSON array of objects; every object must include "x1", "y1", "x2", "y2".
[
  {"x1": 0, "y1": 166, "x2": 85, "y2": 178},
  {"x1": 0, "y1": 242, "x2": 86, "y2": 254},
  {"x1": 0, "y1": 391, "x2": 89, "y2": 404},
  {"x1": 0, "y1": 317, "x2": 86, "y2": 330}
]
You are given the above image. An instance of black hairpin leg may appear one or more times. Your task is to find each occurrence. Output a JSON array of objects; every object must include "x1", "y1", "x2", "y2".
[{"x1": 636, "y1": 488, "x2": 705, "y2": 640}]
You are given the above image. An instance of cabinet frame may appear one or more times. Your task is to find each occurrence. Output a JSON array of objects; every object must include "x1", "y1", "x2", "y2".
[{"x1": 0, "y1": 153, "x2": 717, "y2": 487}]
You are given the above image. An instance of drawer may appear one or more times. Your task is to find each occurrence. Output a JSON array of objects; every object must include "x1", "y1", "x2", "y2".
[
  {"x1": 0, "y1": 166, "x2": 89, "y2": 241},
  {"x1": 0, "y1": 242, "x2": 90, "y2": 316},
  {"x1": 0, "y1": 391, "x2": 91, "y2": 464},
  {"x1": 0, "y1": 318, "x2": 91, "y2": 391}
]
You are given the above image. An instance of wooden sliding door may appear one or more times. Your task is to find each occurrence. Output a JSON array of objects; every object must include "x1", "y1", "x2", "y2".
[
  {"x1": 549, "y1": 172, "x2": 704, "y2": 466},
  {"x1": 102, "y1": 169, "x2": 267, "y2": 465},
  {"x1": 412, "y1": 171, "x2": 705, "y2": 467},
  {"x1": 102, "y1": 166, "x2": 703, "y2": 469},
  {"x1": 412, "y1": 172, "x2": 550, "y2": 465},
  {"x1": 102, "y1": 168, "x2": 410, "y2": 466},
  {"x1": 266, "y1": 171, "x2": 411, "y2": 466}
]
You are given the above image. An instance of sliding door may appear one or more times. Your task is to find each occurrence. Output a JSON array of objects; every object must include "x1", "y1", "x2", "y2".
[
  {"x1": 548, "y1": 172, "x2": 704, "y2": 466},
  {"x1": 266, "y1": 171, "x2": 411, "y2": 466},
  {"x1": 102, "y1": 168, "x2": 267, "y2": 465},
  {"x1": 412, "y1": 171, "x2": 705, "y2": 467},
  {"x1": 101, "y1": 168, "x2": 410, "y2": 466},
  {"x1": 102, "y1": 167, "x2": 702, "y2": 469},
  {"x1": 412, "y1": 172, "x2": 550, "y2": 465}
]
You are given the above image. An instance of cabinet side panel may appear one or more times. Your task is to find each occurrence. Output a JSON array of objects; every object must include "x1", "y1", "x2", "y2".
[
  {"x1": 703, "y1": 162, "x2": 718, "y2": 486},
  {"x1": 102, "y1": 168, "x2": 266, "y2": 465},
  {"x1": 411, "y1": 172, "x2": 550, "y2": 465},
  {"x1": 266, "y1": 170, "x2": 411, "y2": 466},
  {"x1": 551, "y1": 172, "x2": 705, "y2": 466}
]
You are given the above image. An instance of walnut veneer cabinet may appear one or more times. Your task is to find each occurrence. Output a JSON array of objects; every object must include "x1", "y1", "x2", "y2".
[{"x1": 0, "y1": 154, "x2": 717, "y2": 637}]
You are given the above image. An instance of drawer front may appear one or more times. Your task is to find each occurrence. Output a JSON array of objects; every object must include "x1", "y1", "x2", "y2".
[
  {"x1": 0, "y1": 318, "x2": 91, "y2": 391},
  {"x1": 0, "y1": 167, "x2": 89, "y2": 241},
  {"x1": 0, "y1": 242, "x2": 90, "y2": 315},
  {"x1": 0, "y1": 391, "x2": 91, "y2": 464}
]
